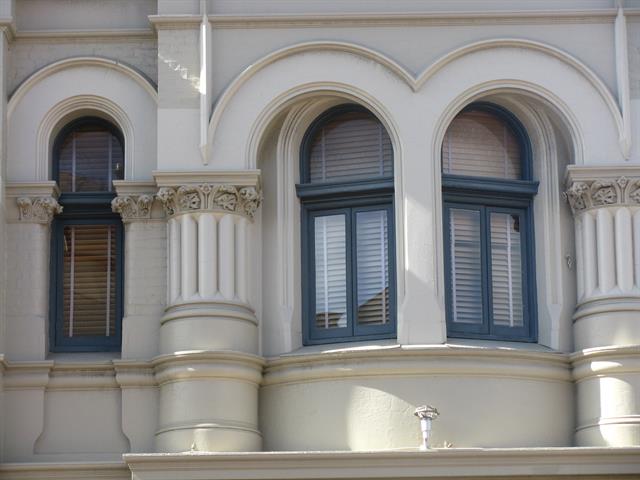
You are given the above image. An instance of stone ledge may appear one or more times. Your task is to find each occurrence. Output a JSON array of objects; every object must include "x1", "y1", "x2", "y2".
[{"x1": 123, "y1": 448, "x2": 640, "y2": 479}]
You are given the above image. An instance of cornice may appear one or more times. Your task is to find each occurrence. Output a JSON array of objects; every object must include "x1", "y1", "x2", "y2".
[
  {"x1": 14, "y1": 28, "x2": 154, "y2": 39},
  {"x1": 0, "y1": 461, "x2": 129, "y2": 480},
  {"x1": 153, "y1": 170, "x2": 261, "y2": 187},
  {"x1": 149, "y1": 10, "x2": 622, "y2": 30},
  {"x1": 124, "y1": 448, "x2": 640, "y2": 479}
]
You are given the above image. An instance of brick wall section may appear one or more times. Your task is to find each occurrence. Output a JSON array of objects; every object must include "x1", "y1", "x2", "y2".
[
  {"x1": 121, "y1": 221, "x2": 166, "y2": 359},
  {"x1": 8, "y1": 37, "x2": 158, "y2": 94},
  {"x1": 157, "y1": 29, "x2": 199, "y2": 108}
]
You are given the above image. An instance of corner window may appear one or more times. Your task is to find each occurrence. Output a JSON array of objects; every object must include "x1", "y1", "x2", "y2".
[
  {"x1": 50, "y1": 118, "x2": 124, "y2": 351},
  {"x1": 442, "y1": 103, "x2": 538, "y2": 342},
  {"x1": 297, "y1": 105, "x2": 396, "y2": 344}
]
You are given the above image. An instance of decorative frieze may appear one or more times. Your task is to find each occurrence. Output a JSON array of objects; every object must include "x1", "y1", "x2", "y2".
[
  {"x1": 111, "y1": 194, "x2": 155, "y2": 222},
  {"x1": 564, "y1": 176, "x2": 640, "y2": 215},
  {"x1": 156, "y1": 184, "x2": 262, "y2": 219},
  {"x1": 16, "y1": 196, "x2": 62, "y2": 224}
]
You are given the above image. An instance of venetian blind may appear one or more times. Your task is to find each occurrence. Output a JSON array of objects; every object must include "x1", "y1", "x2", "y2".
[
  {"x1": 314, "y1": 214, "x2": 348, "y2": 329},
  {"x1": 58, "y1": 126, "x2": 124, "y2": 193},
  {"x1": 308, "y1": 111, "x2": 393, "y2": 183},
  {"x1": 490, "y1": 213, "x2": 524, "y2": 328},
  {"x1": 442, "y1": 110, "x2": 521, "y2": 179},
  {"x1": 449, "y1": 208, "x2": 483, "y2": 325},
  {"x1": 356, "y1": 210, "x2": 390, "y2": 326},
  {"x1": 63, "y1": 225, "x2": 117, "y2": 337}
]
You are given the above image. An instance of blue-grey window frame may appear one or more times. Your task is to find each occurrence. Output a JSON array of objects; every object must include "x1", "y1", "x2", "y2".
[
  {"x1": 297, "y1": 104, "x2": 397, "y2": 345},
  {"x1": 49, "y1": 117, "x2": 124, "y2": 352},
  {"x1": 442, "y1": 102, "x2": 539, "y2": 342}
]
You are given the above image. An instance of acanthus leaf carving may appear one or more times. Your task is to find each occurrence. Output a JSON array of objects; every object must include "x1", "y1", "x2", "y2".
[
  {"x1": 565, "y1": 176, "x2": 640, "y2": 215},
  {"x1": 156, "y1": 183, "x2": 261, "y2": 219},
  {"x1": 16, "y1": 196, "x2": 62, "y2": 223},
  {"x1": 111, "y1": 194, "x2": 155, "y2": 222}
]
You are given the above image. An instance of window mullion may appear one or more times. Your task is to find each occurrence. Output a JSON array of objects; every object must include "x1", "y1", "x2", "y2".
[
  {"x1": 348, "y1": 208, "x2": 356, "y2": 337},
  {"x1": 481, "y1": 206, "x2": 492, "y2": 335}
]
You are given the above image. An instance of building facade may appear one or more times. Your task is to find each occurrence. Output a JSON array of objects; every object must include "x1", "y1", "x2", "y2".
[{"x1": 0, "y1": 0, "x2": 640, "y2": 478}]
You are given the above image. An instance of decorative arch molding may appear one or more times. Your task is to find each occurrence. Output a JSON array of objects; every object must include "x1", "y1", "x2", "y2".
[
  {"x1": 7, "y1": 56, "x2": 157, "y2": 182},
  {"x1": 8, "y1": 56, "x2": 157, "y2": 117},
  {"x1": 259, "y1": 91, "x2": 407, "y2": 355},
  {"x1": 208, "y1": 38, "x2": 624, "y2": 163},
  {"x1": 35, "y1": 95, "x2": 135, "y2": 182},
  {"x1": 207, "y1": 41, "x2": 414, "y2": 149},
  {"x1": 430, "y1": 86, "x2": 578, "y2": 350},
  {"x1": 416, "y1": 38, "x2": 622, "y2": 143}
]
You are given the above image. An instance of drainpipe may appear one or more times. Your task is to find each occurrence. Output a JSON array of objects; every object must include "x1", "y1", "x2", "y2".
[{"x1": 414, "y1": 405, "x2": 439, "y2": 450}]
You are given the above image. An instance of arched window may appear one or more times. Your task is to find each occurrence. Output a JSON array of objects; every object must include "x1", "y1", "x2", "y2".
[
  {"x1": 297, "y1": 105, "x2": 396, "y2": 344},
  {"x1": 442, "y1": 103, "x2": 538, "y2": 342},
  {"x1": 50, "y1": 117, "x2": 124, "y2": 351}
]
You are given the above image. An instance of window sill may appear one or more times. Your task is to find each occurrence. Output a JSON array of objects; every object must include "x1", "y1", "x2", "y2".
[
  {"x1": 275, "y1": 338, "x2": 559, "y2": 360},
  {"x1": 47, "y1": 351, "x2": 121, "y2": 363}
]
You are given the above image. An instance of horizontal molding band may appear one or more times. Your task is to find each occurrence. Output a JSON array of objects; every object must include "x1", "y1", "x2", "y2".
[
  {"x1": 148, "y1": 9, "x2": 640, "y2": 31},
  {"x1": 152, "y1": 351, "x2": 265, "y2": 385},
  {"x1": 571, "y1": 345, "x2": 640, "y2": 381},
  {"x1": 161, "y1": 301, "x2": 257, "y2": 327},
  {"x1": 0, "y1": 462, "x2": 129, "y2": 480},
  {"x1": 574, "y1": 296, "x2": 640, "y2": 322},
  {"x1": 124, "y1": 448, "x2": 640, "y2": 479},
  {"x1": 264, "y1": 346, "x2": 570, "y2": 386},
  {"x1": 576, "y1": 415, "x2": 640, "y2": 432},
  {"x1": 155, "y1": 420, "x2": 261, "y2": 437}
]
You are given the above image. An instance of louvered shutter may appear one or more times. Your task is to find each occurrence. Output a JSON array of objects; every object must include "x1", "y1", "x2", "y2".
[
  {"x1": 442, "y1": 110, "x2": 521, "y2": 180},
  {"x1": 314, "y1": 214, "x2": 348, "y2": 329},
  {"x1": 356, "y1": 209, "x2": 390, "y2": 326},
  {"x1": 63, "y1": 225, "x2": 117, "y2": 338},
  {"x1": 448, "y1": 208, "x2": 483, "y2": 325},
  {"x1": 58, "y1": 128, "x2": 124, "y2": 193},
  {"x1": 490, "y1": 212, "x2": 524, "y2": 328},
  {"x1": 308, "y1": 111, "x2": 392, "y2": 183}
]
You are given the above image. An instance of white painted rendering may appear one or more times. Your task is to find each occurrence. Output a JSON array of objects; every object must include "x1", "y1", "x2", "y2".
[{"x1": 1, "y1": 0, "x2": 640, "y2": 478}]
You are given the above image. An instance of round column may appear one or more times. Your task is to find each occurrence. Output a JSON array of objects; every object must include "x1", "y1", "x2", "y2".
[
  {"x1": 566, "y1": 168, "x2": 640, "y2": 446},
  {"x1": 154, "y1": 174, "x2": 263, "y2": 452}
]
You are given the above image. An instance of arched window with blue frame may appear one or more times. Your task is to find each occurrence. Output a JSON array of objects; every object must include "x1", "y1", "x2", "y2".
[
  {"x1": 50, "y1": 117, "x2": 125, "y2": 352},
  {"x1": 297, "y1": 104, "x2": 396, "y2": 345},
  {"x1": 442, "y1": 102, "x2": 538, "y2": 342}
]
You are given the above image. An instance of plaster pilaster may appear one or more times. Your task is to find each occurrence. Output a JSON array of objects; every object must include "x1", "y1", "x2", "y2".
[
  {"x1": 4, "y1": 183, "x2": 60, "y2": 361},
  {"x1": 152, "y1": 170, "x2": 263, "y2": 453},
  {"x1": 565, "y1": 165, "x2": 640, "y2": 447}
]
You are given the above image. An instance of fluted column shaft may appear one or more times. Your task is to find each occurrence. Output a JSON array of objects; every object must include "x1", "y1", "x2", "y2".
[
  {"x1": 566, "y1": 166, "x2": 640, "y2": 447},
  {"x1": 154, "y1": 172, "x2": 262, "y2": 453}
]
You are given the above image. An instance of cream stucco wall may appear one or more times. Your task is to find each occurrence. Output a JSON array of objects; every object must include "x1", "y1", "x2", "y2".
[{"x1": 1, "y1": 0, "x2": 640, "y2": 478}]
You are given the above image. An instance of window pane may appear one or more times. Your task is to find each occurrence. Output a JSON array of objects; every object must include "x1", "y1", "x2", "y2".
[
  {"x1": 308, "y1": 110, "x2": 393, "y2": 183},
  {"x1": 449, "y1": 209, "x2": 483, "y2": 325},
  {"x1": 490, "y1": 213, "x2": 524, "y2": 328},
  {"x1": 356, "y1": 210, "x2": 390, "y2": 326},
  {"x1": 442, "y1": 110, "x2": 521, "y2": 180},
  {"x1": 58, "y1": 125, "x2": 124, "y2": 193},
  {"x1": 63, "y1": 225, "x2": 117, "y2": 337},
  {"x1": 314, "y1": 214, "x2": 347, "y2": 329}
]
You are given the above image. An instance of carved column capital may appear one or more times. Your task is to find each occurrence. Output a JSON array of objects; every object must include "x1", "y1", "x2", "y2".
[
  {"x1": 564, "y1": 175, "x2": 640, "y2": 215},
  {"x1": 16, "y1": 196, "x2": 62, "y2": 224},
  {"x1": 156, "y1": 184, "x2": 262, "y2": 219},
  {"x1": 111, "y1": 194, "x2": 155, "y2": 223}
]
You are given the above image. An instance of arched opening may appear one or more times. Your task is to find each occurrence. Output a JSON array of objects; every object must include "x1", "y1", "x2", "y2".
[{"x1": 49, "y1": 117, "x2": 125, "y2": 352}]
